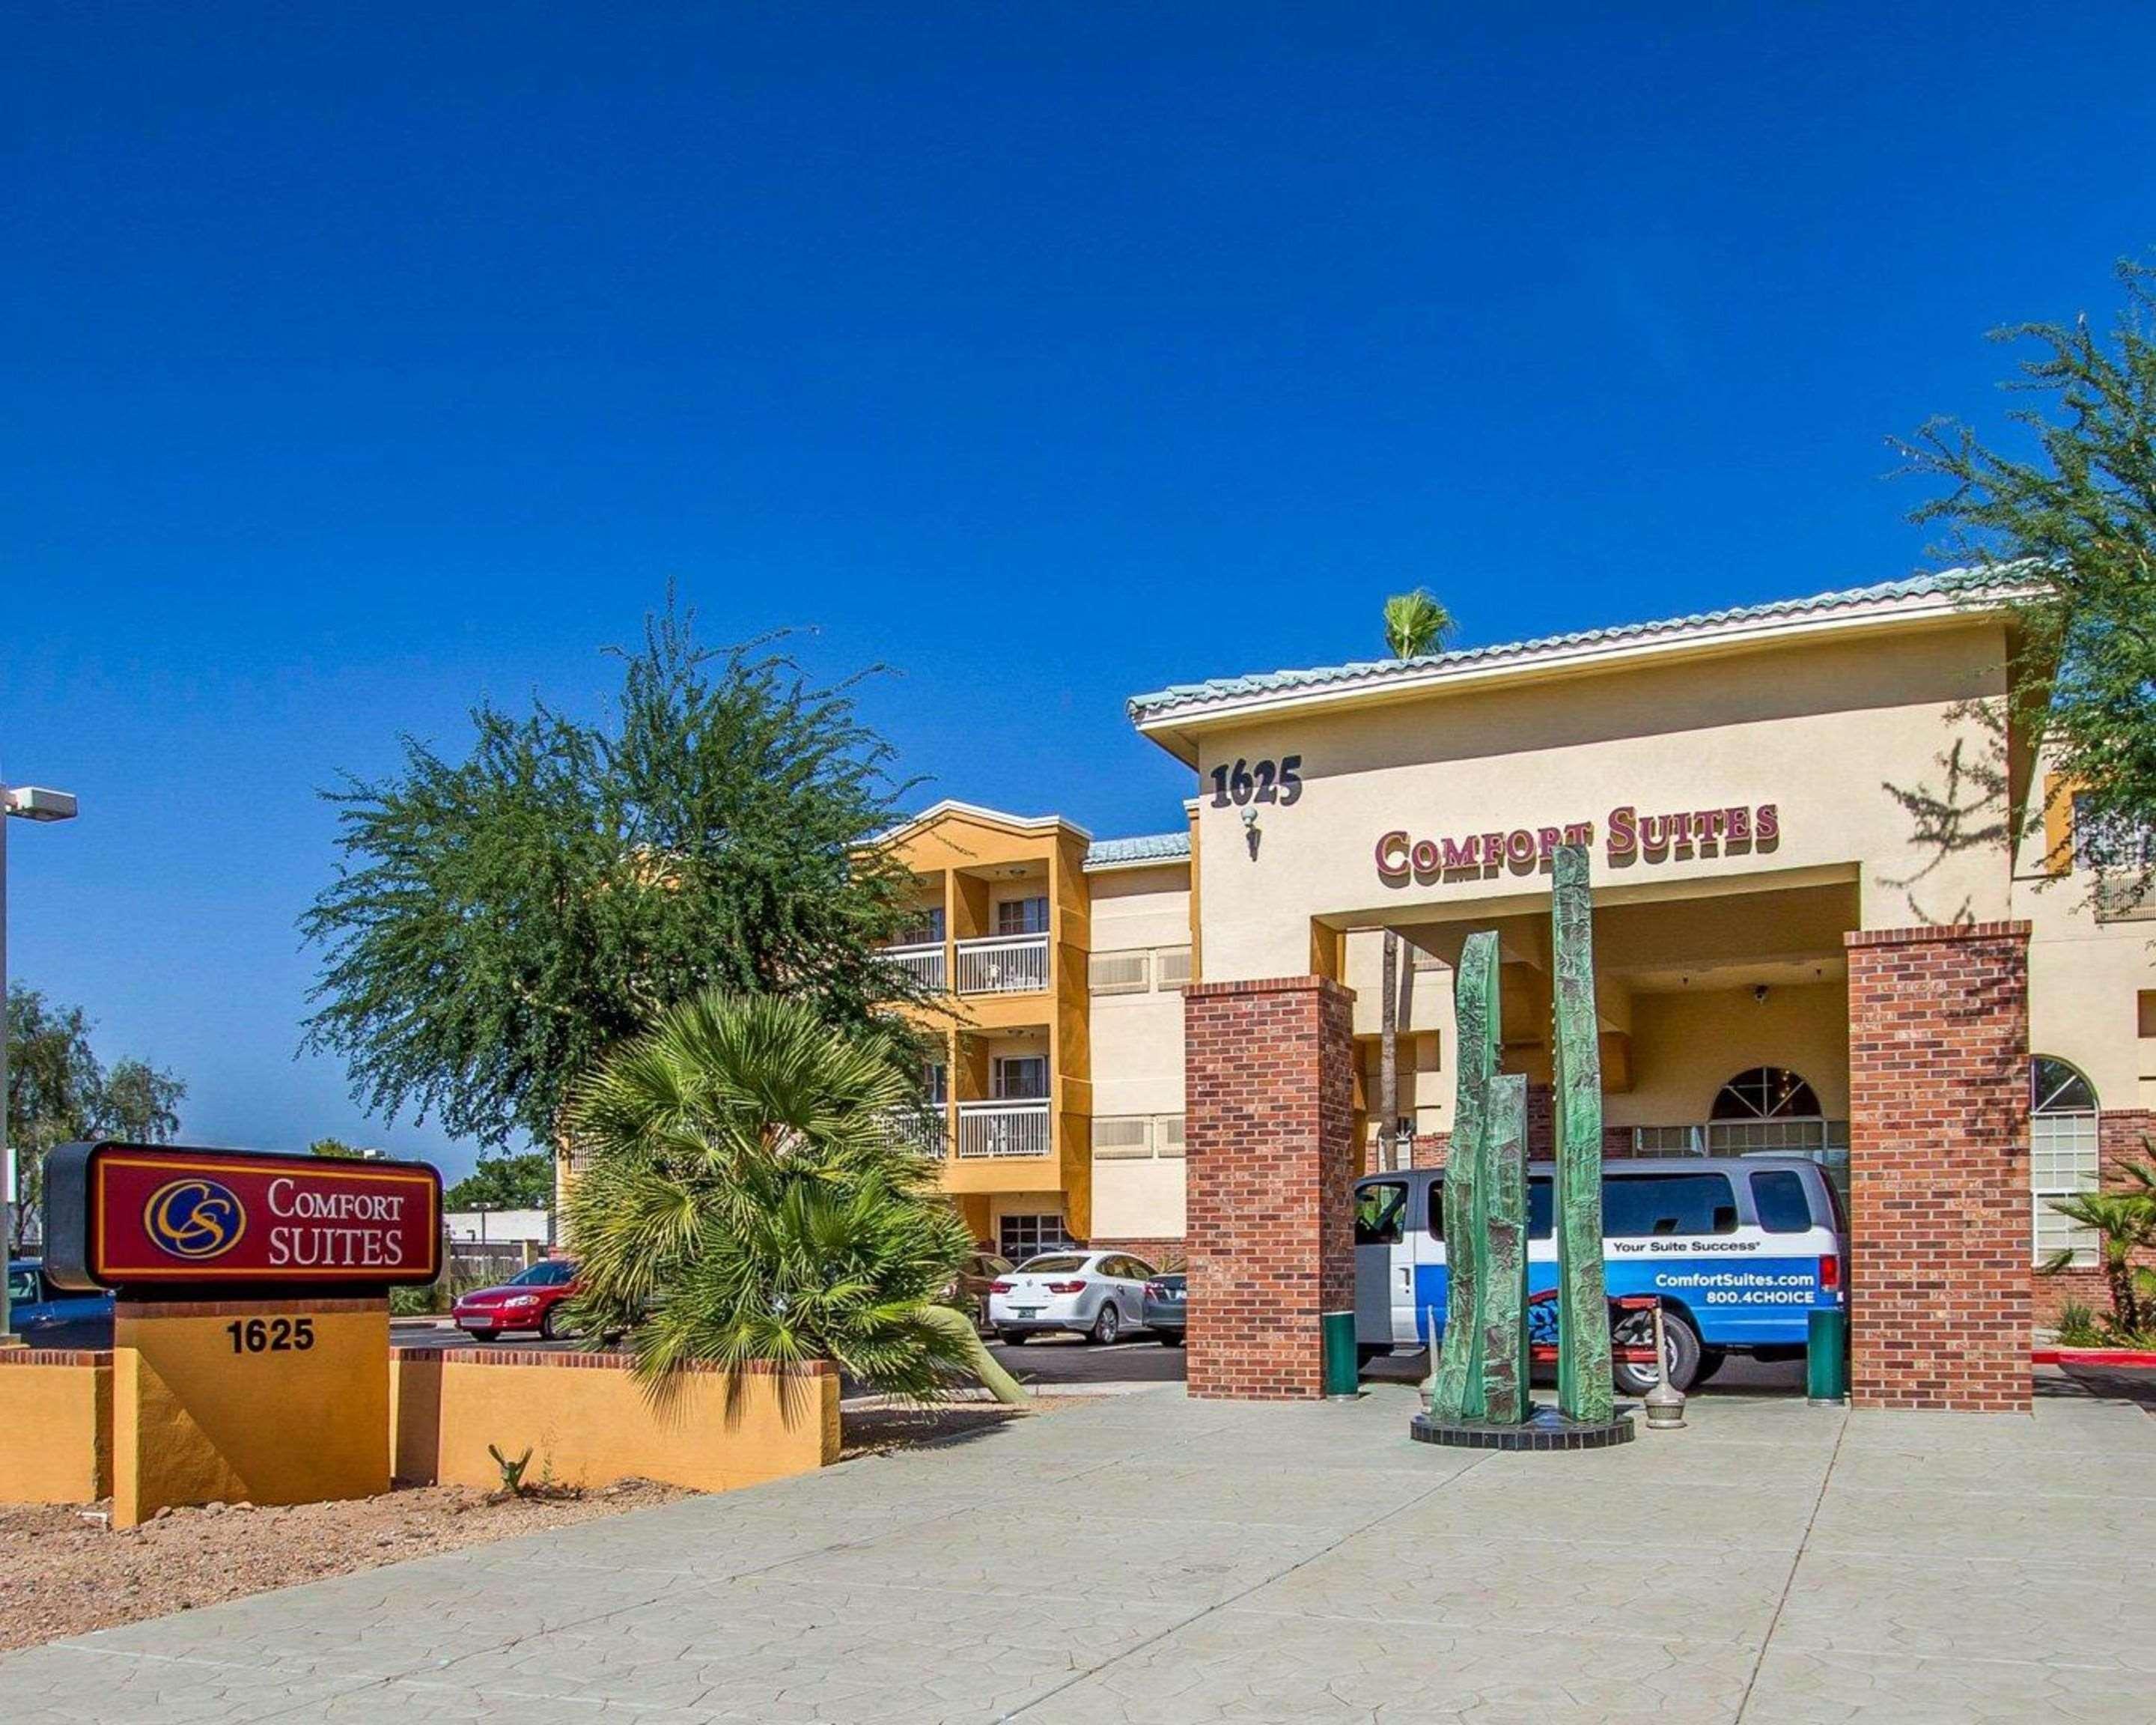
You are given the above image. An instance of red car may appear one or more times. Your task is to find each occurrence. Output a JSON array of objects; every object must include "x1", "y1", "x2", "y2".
[{"x1": 452, "y1": 1257, "x2": 579, "y2": 1341}]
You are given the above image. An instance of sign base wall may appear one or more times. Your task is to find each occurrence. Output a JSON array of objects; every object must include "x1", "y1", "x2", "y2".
[{"x1": 114, "y1": 1297, "x2": 390, "y2": 1528}]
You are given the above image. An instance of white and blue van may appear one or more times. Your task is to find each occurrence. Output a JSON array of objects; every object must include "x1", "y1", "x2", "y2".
[{"x1": 1353, "y1": 1156, "x2": 1848, "y2": 1393}]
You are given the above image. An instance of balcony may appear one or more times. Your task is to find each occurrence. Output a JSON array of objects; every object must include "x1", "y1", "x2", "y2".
[
  {"x1": 877, "y1": 941, "x2": 947, "y2": 991},
  {"x1": 886, "y1": 1106, "x2": 948, "y2": 1157},
  {"x1": 954, "y1": 934, "x2": 1049, "y2": 996},
  {"x1": 957, "y1": 1099, "x2": 1051, "y2": 1160}
]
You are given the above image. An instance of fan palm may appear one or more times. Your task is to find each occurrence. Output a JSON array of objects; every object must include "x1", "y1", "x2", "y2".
[
  {"x1": 1376, "y1": 590, "x2": 1455, "y2": 1169},
  {"x1": 1382, "y1": 588, "x2": 1454, "y2": 660},
  {"x1": 2041, "y1": 1154, "x2": 2156, "y2": 1341},
  {"x1": 563, "y1": 991, "x2": 1023, "y2": 1402}
]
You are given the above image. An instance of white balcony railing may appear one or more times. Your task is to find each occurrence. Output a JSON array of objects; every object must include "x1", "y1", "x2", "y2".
[
  {"x1": 877, "y1": 941, "x2": 948, "y2": 991},
  {"x1": 886, "y1": 1106, "x2": 948, "y2": 1157},
  {"x1": 954, "y1": 934, "x2": 1049, "y2": 995},
  {"x1": 957, "y1": 1099, "x2": 1051, "y2": 1160}
]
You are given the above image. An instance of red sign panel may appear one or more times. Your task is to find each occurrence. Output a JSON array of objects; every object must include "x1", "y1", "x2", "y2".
[{"x1": 58, "y1": 1143, "x2": 442, "y2": 1289}]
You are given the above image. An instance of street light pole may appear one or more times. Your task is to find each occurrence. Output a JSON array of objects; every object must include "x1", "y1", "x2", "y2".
[{"x1": 0, "y1": 784, "x2": 80, "y2": 1347}]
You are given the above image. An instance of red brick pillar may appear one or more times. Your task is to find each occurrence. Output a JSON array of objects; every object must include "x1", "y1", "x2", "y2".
[
  {"x1": 1184, "y1": 976, "x2": 1356, "y2": 1399},
  {"x1": 1845, "y1": 922, "x2": 2032, "y2": 1412}
]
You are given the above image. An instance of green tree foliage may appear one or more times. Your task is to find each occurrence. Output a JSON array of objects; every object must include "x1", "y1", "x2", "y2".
[
  {"x1": 301, "y1": 600, "x2": 928, "y2": 1153},
  {"x1": 1382, "y1": 588, "x2": 1455, "y2": 661},
  {"x1": 6, "y1": 984, "x2": 188, "y2": 1241},
  {"x1": 445, "y1": 1151, "x2": 554, "y2": 1211},
  {"x1": 308, "y1": 1137, "x2": 365, "y2": 1158},
  {"x1": 563, "y1": 991, "x2": 988, "y2": 1401},
  {"x1": 2041, "y1": 1154, "x2": 2156, "y2": 1345},
  {"x1": 1896, "y1": 260, "x2": 2156, "y2": 898}
]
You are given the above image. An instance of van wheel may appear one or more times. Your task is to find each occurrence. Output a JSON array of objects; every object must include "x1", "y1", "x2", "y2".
[
  {"x1": 1692, "y1": 1346, "x2": 1727, "y2": 1387},
  {"x1": 1356, "y1": 1345, "x2": 1386, "y2": 1369},
  {"x1": 1613, "y1": 1311, "x2": 1702, "y2": 1396}
]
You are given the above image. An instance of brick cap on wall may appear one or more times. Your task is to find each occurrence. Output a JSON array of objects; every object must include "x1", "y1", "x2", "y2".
[
  {"x1": 1845, "y1": 920, "x2": 2031, "y2": 949},
  {"x1": 1185, "y1": 974, "x2": 1355, "y2": 1003}
]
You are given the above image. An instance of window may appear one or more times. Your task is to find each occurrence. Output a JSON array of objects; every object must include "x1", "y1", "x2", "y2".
[
  {"x1": 1604, "y1": 1173, "x2": 1740, "y2": 1238},
  {"x1": 922, "y1": 1062, "x2": 948, "y2": 1107},
  {"x1": 1750, "y1": 1170, "x2": 1815, "y2": 1235},
  {"x1": 898, "y1": 906, "x2": 945, "y2": 946},
  {"x1": 992, "y1": 1056, "x2": 1048, "y2": 1100},
  {"x1": 996, "y1": 896, "x2": 1050, "y2": 937},
  {"x1": 1355, "y1": 1181, "x2": 1407, "y2": 1247},
  {"x1": 1425, "y1": 1184, "x2": 1445, "y2": 1242},
  {"x1": 2032, "y1": 1056, "x2": 2100, "y2": 1267},
  {"x1": 1017, "y1": 1253, "x2": 1087, "y2": 1274},
  {"x1": 999, "y1": 1214, "x2": 1074, "y2": 1262},
  {"x1": 1088, "y1": 952, "x2": 1151, "y2": 994},
  {"x1": 1091, "y1": 1116, "x2": 1151, "y2": 1159},
  {"x1": 1155, "y1": 946, "x2": 1194, "y2": 991},
  {"x1": 6, "y1": 1268, "x2": 36, "y2": 1306},
  {"x1": 1711, "y1": 1067, "x2": 1824, "y2": 1123},
  {"x1": 1154, "y1": 1114, "x2": 1185, "y2": 1158},
  {"x1": 511, "y1": 1259, "x2": 574, "y2": 1286}
]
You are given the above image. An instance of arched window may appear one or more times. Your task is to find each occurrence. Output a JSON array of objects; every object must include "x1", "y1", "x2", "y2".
[
  {"x1": 2032, "y1": 1056, "x2": 2101, "y2": 1266},
  {"x1": 1711, "y1": 1067, "x2": 1824, "y2": 1123}
]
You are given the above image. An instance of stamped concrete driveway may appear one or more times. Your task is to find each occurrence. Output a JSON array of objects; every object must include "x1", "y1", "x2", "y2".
[{"x1": 4, "y1": 1372, "x2": 2152, "y2": 1724}]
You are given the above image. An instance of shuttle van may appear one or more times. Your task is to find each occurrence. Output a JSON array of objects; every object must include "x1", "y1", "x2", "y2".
[{"x1": 1353, "y1": 1155, "x2": 1847, "y2": 1393}]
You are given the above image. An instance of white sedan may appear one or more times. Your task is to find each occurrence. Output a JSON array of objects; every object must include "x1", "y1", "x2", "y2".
[{"x1": 988, "y1": 1251, "x2": 1157, "y2": 1345}]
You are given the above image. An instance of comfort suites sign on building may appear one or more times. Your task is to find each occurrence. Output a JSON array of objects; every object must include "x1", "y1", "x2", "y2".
[
  {"x1": 1376, "y1": 802, "x2": 1782, "y2": 883},
  {"x1": 44, "y1": 1141, "x2": 442, "y2": 1289}
]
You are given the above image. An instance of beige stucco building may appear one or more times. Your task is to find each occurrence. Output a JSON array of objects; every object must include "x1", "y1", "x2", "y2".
[{"x1": 887, "y1": 574, "x2": 2154, "y2": 1402}]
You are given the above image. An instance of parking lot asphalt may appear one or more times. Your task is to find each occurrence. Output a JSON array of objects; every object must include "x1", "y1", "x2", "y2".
[
  {"x1": 397, "y1": 1321, "x2": 1816, "y2": 1400},
  {"x1": 7, "y1": 1366, "x2": 2152, "y2": 1722}
]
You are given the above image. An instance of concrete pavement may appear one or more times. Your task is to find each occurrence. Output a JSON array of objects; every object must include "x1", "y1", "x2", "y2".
[{"x1": 4, "y1": 1370, "x2": 2153, "y2": 1723}]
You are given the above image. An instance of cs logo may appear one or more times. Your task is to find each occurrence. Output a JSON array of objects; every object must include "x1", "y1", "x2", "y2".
[{"x1": 144, "y1": 1178, "x2": 246, "y2": 1262}]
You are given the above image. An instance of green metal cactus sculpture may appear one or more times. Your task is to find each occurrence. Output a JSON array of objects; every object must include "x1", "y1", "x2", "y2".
[
  {"x1": 1550, "y1": 842, "x2": 1615, "y2": 1423},
  {"x1": 1420, "y1": 842, "x2": 1624, "y2": 1445}
]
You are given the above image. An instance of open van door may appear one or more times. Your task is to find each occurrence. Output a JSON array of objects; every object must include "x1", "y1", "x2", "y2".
[{"x1": 1353, "y1": 1179, "x2": 1410, "y2": 1350}]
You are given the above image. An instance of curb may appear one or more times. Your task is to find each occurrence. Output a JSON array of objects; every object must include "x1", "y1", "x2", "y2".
[{"x1": 2035, "y1": 1347, "x2": 2156, "y2": 1369}]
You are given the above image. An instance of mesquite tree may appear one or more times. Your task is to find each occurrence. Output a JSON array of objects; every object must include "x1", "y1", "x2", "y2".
[
  {"x1": 1894, "y1": 260, "x2": 2156, "y2": 901},
  {"x1": 302, "y1": 600, "x2": 929, "y2": 1156}
]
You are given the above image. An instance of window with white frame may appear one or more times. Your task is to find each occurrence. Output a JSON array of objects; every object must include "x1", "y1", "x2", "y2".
[
  {"x1": 1155, "y1": 946, "x2": 1193, "y2": 991},
  {"x1": 1154, "y1": 1113, "x2": 1185, "y2": 1157},
  {"x1": 996, "y1": 896, "x2": 1050, "y2": 936},
  {"x1": 2032, "y1": 1056, "x2": 2100, "y2": 1267},
  {"x1": 998, "y1": 1213, "x2": 1074, "y2": 1263},
  {"x1": 991, "y1": 1056, "x2": 1048, "y2": 1101}
]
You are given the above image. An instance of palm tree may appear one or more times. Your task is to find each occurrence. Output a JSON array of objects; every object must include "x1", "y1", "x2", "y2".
[
  {"x1": 1377, "y1": 591, "x2": 1455, "y2": 1169},
  {"x1": 1383, "y1": 589, "x2": 1454, "y2": 663},
  {"x1": 563, "y1": 990, "x2": 1026, "y2": 1403},
  {"x1": 2041, "y1": 1154, "x2": 2156, "y2": 1341}
]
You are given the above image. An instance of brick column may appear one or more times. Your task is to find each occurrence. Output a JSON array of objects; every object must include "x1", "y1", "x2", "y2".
[
  {"x1": 1184, "y1": 976, "x2": 1355, "y2": 1399},
  {"x1": 1845, "y1": 922, "x2": 2032, "y2": 1413}
]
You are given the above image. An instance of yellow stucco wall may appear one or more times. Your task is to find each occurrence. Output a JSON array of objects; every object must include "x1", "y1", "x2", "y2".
[
  {"x1": 0, "y1": 1354, "x2": 112, "y2": 1504},
  {"x1": 393, "y1": 1352, "x2": 838, "y2": 1494},
  {"x1": 112, "y1": 1300, "x2": 391, "y2": 1528},
  {"x1": 1610, "y1": 981, "x2": 1850, "y2": 1128}
]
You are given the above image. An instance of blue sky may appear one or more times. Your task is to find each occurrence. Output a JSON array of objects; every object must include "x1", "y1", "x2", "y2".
[{"x1": 4, "y1": 4, "x2": 2152, "y2": 1180}]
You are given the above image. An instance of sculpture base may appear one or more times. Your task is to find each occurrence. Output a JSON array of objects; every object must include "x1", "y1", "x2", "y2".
[{"x1": 1410, "y1": 1405, "x2": 1635, "y2": 1452}]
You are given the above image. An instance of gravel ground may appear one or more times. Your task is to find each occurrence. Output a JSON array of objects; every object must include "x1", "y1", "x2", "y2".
[
  {"x1": 0, "y1": 1480, "x2": 686, "y2": 1654},
  {"x1": 0, "y1": 1401, "x2": 1063, "y2": 1655}
]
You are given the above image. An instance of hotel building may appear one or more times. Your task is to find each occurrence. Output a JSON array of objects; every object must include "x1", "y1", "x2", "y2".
[{"x1": 885, "y1": 574, "x2": 2155, "y2": 1411}]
